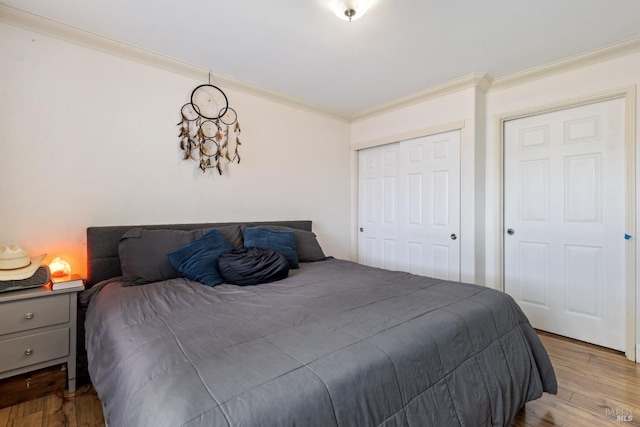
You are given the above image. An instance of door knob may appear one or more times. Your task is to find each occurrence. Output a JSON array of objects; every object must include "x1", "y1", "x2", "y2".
[
  {"x1": 507, "y1": 228, "x2": 515, "y2": 235},
  {"x1": 450, "y1": 234, "x2": 457, "y2": 240},
  {"x1": 359, "y1": 227, "x2": 364, "y2": 232}
]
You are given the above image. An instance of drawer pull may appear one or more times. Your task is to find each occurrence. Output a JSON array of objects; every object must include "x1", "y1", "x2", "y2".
[
  {"x1": 25, "y1": 312, "x2": 34, "y2": 319},
  {"x1": 25, "y1": 348, "x2": 33, "y2": 356}
]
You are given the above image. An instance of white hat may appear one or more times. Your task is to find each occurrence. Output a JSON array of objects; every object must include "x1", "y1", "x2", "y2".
[{"x1": 0, "y1": 245, "x2": 47, "y2": 281}]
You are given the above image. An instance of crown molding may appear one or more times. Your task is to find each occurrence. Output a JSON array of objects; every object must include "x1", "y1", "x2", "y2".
[
  {"x1": 0, "y1": 4, "x2": 351, "y2": 123},
  {"x1": 491, "y1": 36, "x2": 640, "y2": 91},
  {"x1": 349, "y1": 35, "x2": 640, "y2": 121},
  {"x1": 2, "y1": 4, "x2": 639, "y2": 124},
  {"x1": 351, "y1": 73, "x2": 493, "y2": 123}
]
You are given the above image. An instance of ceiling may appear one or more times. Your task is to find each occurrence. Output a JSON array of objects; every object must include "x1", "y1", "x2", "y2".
[{"x1": 3, "y1": 0, "x2": 640, "y2": 115}]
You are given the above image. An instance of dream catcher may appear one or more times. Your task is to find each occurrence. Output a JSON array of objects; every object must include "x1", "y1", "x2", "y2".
[{"x1": 178, "y1": 81, "x2": 242, "y2": 175}]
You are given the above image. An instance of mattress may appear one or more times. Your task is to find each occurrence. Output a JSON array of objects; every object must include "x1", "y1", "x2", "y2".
[{"x1": 82, "y1": 258, "x2": 556, "y2": 427}]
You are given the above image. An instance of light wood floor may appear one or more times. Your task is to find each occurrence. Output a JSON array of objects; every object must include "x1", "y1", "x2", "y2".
[
  {"x1": 512, "y1": 331, "x2": 639, "y2": 426},
  {"x1": 1, "y1": 331, "x2": 638, "y2": 427},
  {"x1": 0, "y1": 385, "x2": 104, "y2": 427}
]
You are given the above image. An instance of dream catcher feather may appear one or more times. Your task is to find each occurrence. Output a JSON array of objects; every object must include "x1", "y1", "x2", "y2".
[{"x1": 178, "y1": 81, "x2": 242, "y2": 175}]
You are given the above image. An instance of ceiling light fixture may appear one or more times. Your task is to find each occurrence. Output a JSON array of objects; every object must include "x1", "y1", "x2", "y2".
[
  {"x1": 344, "y1": 8, "x2": 356, "y2": 21},
  {"x1": 330, "y1": 0, "x2": 373, "y2": 22}
]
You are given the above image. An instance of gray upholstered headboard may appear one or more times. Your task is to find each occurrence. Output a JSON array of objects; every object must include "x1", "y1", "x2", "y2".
[{"x1": 86, "y1": 220, "x2": 312, "y2": 287}]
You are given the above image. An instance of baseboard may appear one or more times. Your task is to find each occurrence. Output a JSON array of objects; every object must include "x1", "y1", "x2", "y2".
[{"x1": 636, "y1": 344, "x2": 640, "y2": 363}]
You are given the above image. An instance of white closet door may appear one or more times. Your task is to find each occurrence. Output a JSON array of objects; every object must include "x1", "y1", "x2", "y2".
[
  {"x1": 397, "y1": 131, "x2": 461, "y2": 280},
  {"x1": 358, "y1": 143, "x2": 400, "y2": 270},
  {"x1": 503, "y1": 98, "x2": 626, "y2": 351},
  {"x1": 358, "y1": 130, "x2": 461, "y2": 281}
]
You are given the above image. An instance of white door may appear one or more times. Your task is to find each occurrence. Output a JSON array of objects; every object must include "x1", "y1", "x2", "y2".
[
  {"x1": 358, "y1": 130, "x2": 461, "y2": 280},
  {"x1": 397, "y1": 131, "x2": 461, "y2": 280},
  {"x1": 358, "y1": 143, "x2": 400, "y2": 270},
  {"x1": 504, "y1": 98, "x2": 626, "y2": 351}
]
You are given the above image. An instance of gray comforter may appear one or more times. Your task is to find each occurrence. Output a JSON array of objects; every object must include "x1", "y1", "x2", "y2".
[{"x1": 83, "y1": 259, "x2": 557, "y2": 427}]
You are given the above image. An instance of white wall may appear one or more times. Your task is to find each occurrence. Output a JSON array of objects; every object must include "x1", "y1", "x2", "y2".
[
  {"x1": 0, "y1": 23, "x2": 352, "y2": 277},
  {"x1": 2, "y1": 16, "x2": 638, "y2": 358},
  {"x1": 486, "y1": 53, "x2": 640, "y2": 285},
  {"x1": 350, "y1": 51, "x2": 640, "y2": 358},
  {"x1": 485, "y1": 52, "x2": 640, "y2": 358},
  {"x1": 351, "y1": 87, "x2": 485, "y2": 284}
]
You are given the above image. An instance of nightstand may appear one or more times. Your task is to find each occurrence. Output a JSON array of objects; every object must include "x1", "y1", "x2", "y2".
[{"x1": 0, "y1": 283, "x2": 82, "y2": 393}]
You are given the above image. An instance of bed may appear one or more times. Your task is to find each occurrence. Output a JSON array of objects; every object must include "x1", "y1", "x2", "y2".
[{"x1": 81, "y1": 220, "x2": 557, "y2": 427}]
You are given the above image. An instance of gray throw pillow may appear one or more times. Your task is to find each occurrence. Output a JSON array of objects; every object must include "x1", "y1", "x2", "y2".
[
  {"x1": 215, "y1": 224, "x2": 243, "y2": 248},
  {"x1": 119, "y1": 228, "x2": 207, "y2": 285},
  {"x1": 118, "y1": 225, "x2": 243, "y2": 285},
  {"x1": 246, "y1": 225, "x2": 326, "y2": 262}
]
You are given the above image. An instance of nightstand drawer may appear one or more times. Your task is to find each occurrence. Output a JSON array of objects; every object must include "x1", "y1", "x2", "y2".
[
  {"x1": 0, "y1": 328, "x2": 69, "y2": 372},
  {"x1": 0, "y1": 294, "x2": 69, "y2": 335}
]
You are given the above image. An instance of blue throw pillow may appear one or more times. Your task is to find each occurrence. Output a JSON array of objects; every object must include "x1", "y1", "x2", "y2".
[
  {"x1": 243, "y1": 227, "x2": 299, "y2": 269},
  {"x1": 167, "y1": 228, "x2": 233, "y2": 286}
]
